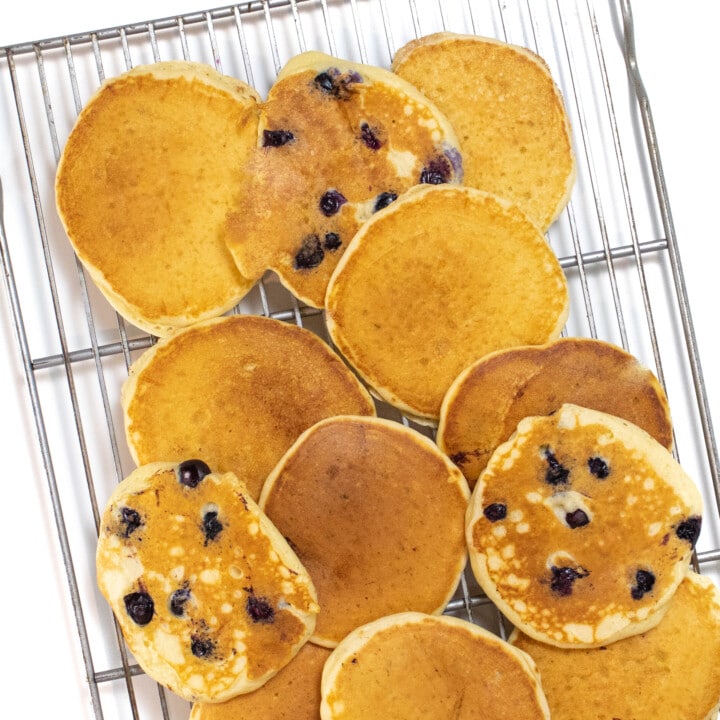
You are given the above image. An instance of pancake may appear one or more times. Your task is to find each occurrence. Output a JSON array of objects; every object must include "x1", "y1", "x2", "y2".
[
  {"x1": 325, "y1": 184, "x2": 569, "y2": 423},
  {"x1": 258, "y1": 415, "x2": 470, "y2": 646},
  {"x1": 466, "y1": 403, "x2": 703, "y2": 648},
  {"x1": 392, "y1": 32, "x2": 575, "y2": 231},
  {"x1": 225, "y1": 50, "x2": 462, "y2": 308},
  {"x1": 320, "y1": 612, "x2": 551, "y2": 719},
  {"x1": 95, "y1": 460, "x2": 319, "y2": 703},
  {"x1": 121, "y1": 314, "x2": 375, "y2": 500},
  {"x1": 55, "y1": 61, "x2": 260, "y2": 336},
  {"x1": 510, "y1": 571, "x2": 720, "y2": 720},
  {"x1": 438, "y1": 337, "x2": 674, "y2": 488}
]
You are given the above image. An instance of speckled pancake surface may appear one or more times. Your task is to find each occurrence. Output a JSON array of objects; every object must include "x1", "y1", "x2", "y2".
[
  {"x1": 510, "y1": 571, "x2": 720, "y2": 720},
  {"x1": 320, "y1": 612, "x2": 551, "y2": 719},
  {"x1": 466, "y1": 404, "x2": 703, "y2": 648},
  {"x1": 392, "y1": 32, "x2": 575, "y2": 231},
  {"x1": 259, "y1": 415, "x2": 469, "y2": 646},
  {"x1": 122, "y1": 315, "x2": 375, "y2": 500},
  {"x1": 95, "y1": 461, "x2": 319, "y2": 703},
  {"x1": 325, "y1": 184, "x2": 569, "y2": 422},
  {"x1": 438, "y1": 337, "x2": 673, "y2": 487},
  {"x1": 225, "y1": 50, "x2": 462, "y2": 308},
  {"x1": 55, "y1": 61, "x2": 260, "y2": 336}
]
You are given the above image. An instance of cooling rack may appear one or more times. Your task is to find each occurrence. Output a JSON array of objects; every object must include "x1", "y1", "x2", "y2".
[{"x1": 1, "y1": 1, "x2": 718, "y2": 718}]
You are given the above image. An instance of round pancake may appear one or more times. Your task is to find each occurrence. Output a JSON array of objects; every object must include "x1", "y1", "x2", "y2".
[
  {"x1": 438, "y1": 337, "x2": 673, "y2": 488},
  {"x1": 121, "y1": 314, "x2": 375, "y2": 500},
  {"x1": 320, "y1": 612, "x2": 551, "y2": 719},
  {"x1": 95, "y1": 460, "x2": 319, "y2": 703},
  {"x1": 325, "y1": 184, "x2": 569, "y2": 423},
  {"x1": 190, "y1": 642, "x2": 331, "y2": 720},
  {"x1": 466, "y1": 403, "x2": 703, "y2": 648},
  {"x1": 392, "y1": 32, "x2": 575, "y2": 231},
  {"x1": 510, "y1": 571, "x2": 720, "y2": 720},
  {"x1": 55, "y1": 61, "x2": 260, "y2": 337},
  {"x1": 225, "y1": 50, "x2": 462, "y2": 308},
  {"x1": 258, "y1": 415, "x2": 470, "y2": 646}
]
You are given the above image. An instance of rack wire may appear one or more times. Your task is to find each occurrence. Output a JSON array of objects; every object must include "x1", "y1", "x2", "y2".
[{"x1": 1, "y1": 1, "x2": 718, "y2": 718}]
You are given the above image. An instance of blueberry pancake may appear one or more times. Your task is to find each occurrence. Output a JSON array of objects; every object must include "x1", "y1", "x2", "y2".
[
  {"x1": 121, "y1": 315, "x2": 375, "y2": 500},
  {"x1": 392, "y1": 32, "x2": 575, "y2": 231},
  {"x1": 438, "y1": 337, "x2": 673, "y2": 488},
  {"x1": 466, "y1": 403, "x2": 703, "y2": 648},
  {"x1": 259, "y1": 415, "x2": 470, "y2": 646},
  {"x1": 510, "y1": 571, "x2": 720, "y2": 720},
  {"x1": 325, "y1": 184, "x2": 569, "y2": 423},
  {"x1": 55, "y1": 61, "x2": 260, "y2": 336},
  {"x1": 95, "y1": 460, "x2": 319, "y2": 703},
  {"x1": 320, "y1": 612, "x2": 551, "y2": 719},
  {"x1": 225, "y1": 50, "x2": 462, "y2": 308}
]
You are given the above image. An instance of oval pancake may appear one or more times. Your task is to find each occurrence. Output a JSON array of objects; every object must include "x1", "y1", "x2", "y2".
[
  {"x1": 325, "y1": 184, "x2": 569, "y2": 423},
  {"x1": 466, "y1": 403, "x2": 703, "y2": 648},
  {"x1": 259, "y1": 415, "x2": 470, "y2": 646},
  {"x1": 225, "y1": 50, "x2": 462, "y2": 308},
  {"x1": 121, "y1": 315, "x2": 376, "y2": 500},
  {"x1": 55, "y1": 61, "x2": 260, "y2": 336},
  {"x1": 392, "y1": 32, "x2": 575, "y2": 231},
  {"x1": 320, "y1": 612, "x2": 551, "y2": 719},
  {"x1": 438, "y1": 337, "x2": 673, "y2": 488},
  {"x1": 510, "y1": 571, "x2": 720, "y2": 720},
  {"x1": 95, "y1": 460, "x2": 319, "y2": 703}
]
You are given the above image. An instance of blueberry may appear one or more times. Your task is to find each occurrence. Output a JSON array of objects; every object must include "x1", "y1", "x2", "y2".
[
  {"x1": 120, "y1": 507, "x2": 142, "y2": 537},
  {"x1": 565, "y1": 509, "x2": 590, "y2": 528},
  {"x1": 483, "y1": 503, "x2": 507, "y2": 522},
  {"x1": 169, "y1": 587, "x2": 191, "y2": 617},
  {"x1": 631, "y1": 569, "x2": 655, "y2": 600},
  {"x1": 324, "y1": 232, "x2": 342, "y2": 251},
  {"x1": 246, "y1": 595, "x2": 275, "y2": 624},
  {"x1": 319, "y1": 190, "x2": 347, "y2": 216},
  {"x1": 420, "y1": 155, "x2": 452, "y2": 185},
  {"x1": 124, "y1": 591, "x2": 154, "y2": 625},
  {"x1": 360, "y1": 122, "x2": 382, "y2": 150},
  {"x1": 314, "y1": 71, "x2": 336, "y2": 94},
  {"x1": 190, "y1": 635, "x2": 215, "y2": 658},
  {"x1": 294, "y1": 234, "x2": 324, "y2": 270},
  {"x1": 177, "y1": 460, "x2": 211, "y2": 488},
  {"x1": 543, "y1": 448, "x2": 570, "y2": 485},
  {"x1": 202, "y1": 511, "x2": 223, "y2": 543},
  {"x1": 588, "y1": 456, "x2": 610, "y2": 479},
  {"x1": 550, "y1": 565, "x2": 589, "y2": 596},
  {"x1": 675, "y1": 516, "x2": 702, "y2": 547},
  {"x1": 262, "y1": 129, "x2": 294, "y2": 147},
  {"x1": 373, "y1": 192, "x2": 397, "y2": 212}
]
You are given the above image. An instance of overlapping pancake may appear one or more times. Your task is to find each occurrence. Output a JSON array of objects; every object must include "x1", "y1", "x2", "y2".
[
  {"x1": 325, "y1": 184, "x2": 569, "y2": 423},
  {"x1": 438, "y1": 337, "x2": 673, "y2": 487},
  {"x1": 95, "y1": 460, "x2": 319, "y2": 703},
  {"x1": 121, "y1": 315, "x2": 375, "y2": 500},
  {"x1": 466, "y1": 404, "x2": 703, "y2": 648},
  {"x1": 259, "y1": 415, "x2": 470, "y2": 646},
  {"x1": 55, "y1": 61, "x2": 260, "y2": 336},
  {"x1": 392, "y1": 32, "x2": 575, "y2": 231},
  {"x1": 225, "y1": 50, "x2": 462, "y2": 308}
]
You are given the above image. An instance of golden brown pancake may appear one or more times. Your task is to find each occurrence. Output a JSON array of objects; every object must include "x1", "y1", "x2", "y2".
[
  {"x1": 55, "y1": 61, "x2": 260, "y2": 336},
  {"x1": 259, "y1": 415, "x2": 470, "y2": 646},
  {"x1": 225, "y1": 50, "x2": 462, "y2": 308},
  {"x1": 325, "y1": 184, "x2": 569, "y2": 423},
  {"x1": 95, "y1": 460, "x2": 319, "y2": 703},
  {"x1": 466, "y1": 404, "x2": 703, "y2": 648},
  {"x1": 438, "y1": 337, "x2": 673, "y2": 488},
  {"x1": 121, "y1": 315, "x2": 375, "y2": 500},
  {"x1": 320, "y1": 612, "x2": 551, "y2": 719},
  {"x1": 392, "y1": 32, "x2": 575, "y2": 231}
]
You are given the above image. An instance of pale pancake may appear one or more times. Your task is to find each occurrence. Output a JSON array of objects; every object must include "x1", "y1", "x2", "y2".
[
  {"x1": 55, "y1": 61, "x2": 260, "y2": 336},
  {"x1": 225, "y1": 50, "x2": 462, "y2": 308},
  {"x1": 95, "y1": 461, "x2": 319, "y2": 703},
  {"x1": 466, "y1": 404, "x2": 703, "y2": 648},
  {"x1": 121, "y1": 315, "x2": 375, "y2": 500},
  {"x1": 392, "y1": 32, "x2": 575, "y2": 231},
  {"x1": 320, "y1": 612, "x2": 551, "y2": 719},
  {"x1": 259, "y1": 415, "x2": 469, "y2": 646},
  {"x1": 438, "y1": 337, "x2": 673, "y2": 488},
  {"x1": 325, "y1": 184, "x2": 569, "y2": 423},
  {"x1": 510, "y1": 571, "x2": 720, "y2": 720}
]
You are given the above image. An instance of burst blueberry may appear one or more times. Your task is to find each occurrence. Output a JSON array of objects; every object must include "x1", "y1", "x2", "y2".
[
  {"x1": 203, "y1": 510, "x2": 223, "y2": 543},
  {"x1": 543, "y1": 448, "x2": 570, "y2": 485},
  {"x1": 262, "y1": 129, "x2": 294, "y2": 147},
  {"x1": 420, "y1": 156, "x2": 452, "y2": 185},
  {"x1": 294, "y1": 234, "x2": 324, "y2": 270},
  {"x1": 588, "y1": 456, "x2": 610, "y2": 479},
  {"x1": 247, "y1": 595, "x2": 275, "y2": 624},
  {"x1": 177, "y1": 459, "x2": 211, "y2": 488},
  {"x1": 324, "y1": 232, "x2": 342, "y2": 251},
  {"x1": 124, "y1": 591, "x2": 154, "y2": 626},
  {"x1": 550, "y1": 565, "x2": 589, "y2": 596},
  {"x1": 631, "y1": 569, "x2": 655, "y2": 599},
  {"x1": 120, "y1": 506, "x2": 142, "y2": 537},
  {"x1": 191, "y1": 635, "x2": 215, "y2": 658},
  {"x1": 169, "y1": 587, "x2": 191, "y2": 617},
  {"x1": 360, "y1": 122, "x2": 382, "y2": 150}
]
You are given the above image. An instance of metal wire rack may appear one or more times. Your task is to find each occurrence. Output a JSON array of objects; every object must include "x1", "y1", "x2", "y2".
[{"x1": 1, "y1": 0, "x2": 718, "y2": 718}]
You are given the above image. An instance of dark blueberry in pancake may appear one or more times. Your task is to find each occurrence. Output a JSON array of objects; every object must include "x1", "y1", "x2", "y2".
[
  {"x1": 631, "y1": 569, "x2": 656, "y2": 600},
  {"x1": 324, "y1": 232, "x2": 342, "y2": 251},
  {"x1": 565, "y1": 509, "x2": 590, "y2": 528},
  {"x1": 170, "y1": 587, "x2": 191, "y2": 617},
  {"x1": 247, "y1": 595, "x2": 275, "y2": 624},
  {"x1": 543, "y1": 448, "x2": 570, "y2": 486},
  {"x1": 550, "y1": 565, "x2": 589, "y2": 596},
  {"x1": 360, "y1": 122, "x2": 382, "y2": 150},
  {"x1": 294, "y1": 234, "x2": 324, "y2": 270},
  {"x1": 675, "y1": 516, "x2": 702, "y2": 547},
  {"x1": 483, "y1": 502, "x2": 507, "y2": 522},
  {"x1": 319, "y1": 190, "x2": 347, "y2": 216},
  {"x1": 124, "y1": 591, "x2": 154, "y2": 625},
  {"x1": 420, "y1": 155, "x2": 452, "y2": 185},
  {"x1": 202, "y1": 511, "x2": 223, "y2": 543},
  {"x1": 177, "y1": 459, "x2": 211, "y2": 488},
  {"x1": 588, "y1": 456, "x2": 610, "y2": 479},
  {"x1": 314, "y1": 71, "x2": 335, "y2": 94},
  {"x1": 262, "y1": 129, "x2": 294, "y2": 147},
  {"x1": 374, "y1": 192, "x2": 397, "y2": 212},
  {"x1": 191, "y1": 635, "x2": 215, "y2": 658},
  {"x1": 120, "y1": 506, "x2": 142, "y2": 537}
]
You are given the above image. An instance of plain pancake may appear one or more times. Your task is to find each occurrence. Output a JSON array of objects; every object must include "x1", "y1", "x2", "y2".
[
  {"x1": 392, "y1": 32, "x2": 575, "y2": 231},
  {"x1": 259, "y1": 415, "x2": 470, "y2": 646},
  {"x1": 225, "y1": 50, "x2": 462, "y2": 308},
  {"x1": 325, "y1": 184, "x2": 569, "y2": 423},
  {"x1": 55, "y1": 61, "x2": 260, "y2": 336},
  {"x1": 510, "y1": 571, "x2": 720, "y2": 720},
  {"x1": 121, "y1": 315, "x2": 375, "y2": 500},
  {"x1": 95, "y1": 460, "x2": 319, "y2": 703},
  {"x1": 320, "y1": 612, "x2": 551, "y2": 719},
  {"x1": 438, "y1": 337, "x2": 673, "y2": 488},
  {"x1": 466, "y1": 403, "x2": 703, "y2": 648}
]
